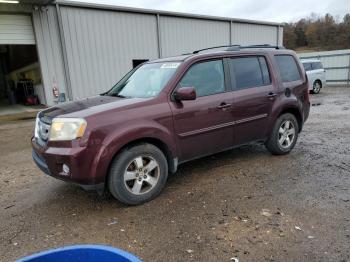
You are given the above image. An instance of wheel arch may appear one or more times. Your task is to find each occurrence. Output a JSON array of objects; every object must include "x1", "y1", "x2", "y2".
[
  {"x1": 314, "y1": 79, "x2": 322, "y2": 87},
  {"x1": 277, "y1": 107, "x2": 303, "y2": 132},
  {"x1": 115, "y1": 137, "x2": 177, "y2": 173},
  {"x1": 101, "y1": 136, "x2": 177, "y2": 189}
]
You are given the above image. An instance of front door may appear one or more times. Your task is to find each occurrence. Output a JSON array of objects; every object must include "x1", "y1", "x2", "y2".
[{"x1": 170, "y1": 59, "x2": 234, "y2": 162}]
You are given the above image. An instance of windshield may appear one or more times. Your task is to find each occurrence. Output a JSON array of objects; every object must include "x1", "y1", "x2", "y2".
[{"x1": 106, "y1": 62, "x2": 181, "y2": 98}]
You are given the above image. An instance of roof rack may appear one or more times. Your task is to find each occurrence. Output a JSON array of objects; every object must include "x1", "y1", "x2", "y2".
[
  {"x1": 240, "y1": 44, "x2": 285, "y2": 50},
  {"x1": 192, "y1": 44, "x2": 285, "y2": 54},
  {"x1": 193, "y1": 45, "x2": 240, "y2": 54}
]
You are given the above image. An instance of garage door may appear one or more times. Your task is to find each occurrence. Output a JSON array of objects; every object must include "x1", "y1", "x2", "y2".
[{"x1": 0, "y1": 15, "x2": 35, "y2": 45}]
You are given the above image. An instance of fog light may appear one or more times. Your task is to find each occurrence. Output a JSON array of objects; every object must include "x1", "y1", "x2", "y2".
[{"x1": 62, "y1": 164, "x2": 70, "y2": 174}]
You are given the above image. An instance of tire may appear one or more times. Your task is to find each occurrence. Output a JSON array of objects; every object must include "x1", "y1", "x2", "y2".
[
  {"x1": 108, "y1": 143, "x2": 168, "y2": 205},
  {"x1": 265, "y1": 113, "x2": 299, "y2": 155},
  {"x1": 312, "y1": 80, "x2": 322, "y2": 94}
]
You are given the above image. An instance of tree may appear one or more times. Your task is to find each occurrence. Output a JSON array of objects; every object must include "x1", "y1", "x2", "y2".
[
  {"x1": 294, "y1": 19, "x2": 308, "y2": 47},
  {"x1": 305, "y1": 22, "x2": 318, "y2": 47},
  {"x1": 283, "y1": 23, "x2": 297, "y2": 49},
  {"x1": 283, "y1": 13, "x2": 350, "y2": 51},
  {"x1": 343, "y1": 13, "x2": 350, "y2": 25}
]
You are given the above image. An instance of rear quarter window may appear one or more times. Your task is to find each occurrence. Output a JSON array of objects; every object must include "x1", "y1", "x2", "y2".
[{"x1": 275, "y1": 55, "x2": 301, "y2": 82}]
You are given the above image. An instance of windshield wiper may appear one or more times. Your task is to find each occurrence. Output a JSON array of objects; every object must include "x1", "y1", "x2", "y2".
[
  {"x1": 110, "y1": 93, "x2": 132, "y2": 98},
  {"x1": 101, "y1": 92, "x2": 130, "y2": 98}
]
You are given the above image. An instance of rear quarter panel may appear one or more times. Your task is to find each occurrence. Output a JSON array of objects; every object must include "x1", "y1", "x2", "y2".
[{"x1": 266, "y1": 51, "x2": 309, "y2": 134}]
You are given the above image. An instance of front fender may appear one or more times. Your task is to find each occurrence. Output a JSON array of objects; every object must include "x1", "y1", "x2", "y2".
[{"x1": 91, "y1": 120, "x2": 177, "y2": 183}]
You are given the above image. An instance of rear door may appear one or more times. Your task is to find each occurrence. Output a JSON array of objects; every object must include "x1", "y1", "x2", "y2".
[
  {"x1": 170, "y1": 59, "x2": 235, "y2": 162},
  {"x1": 228, "y1": 55, "x2": 277, "y2": 145}
]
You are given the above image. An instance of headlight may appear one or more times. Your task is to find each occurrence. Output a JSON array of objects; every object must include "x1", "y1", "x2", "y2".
[{"x1": 49, "y1": 118, "x2": 87, "y2": 141}]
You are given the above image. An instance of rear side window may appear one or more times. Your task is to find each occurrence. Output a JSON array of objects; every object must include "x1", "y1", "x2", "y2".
[
  {"x1": 312, "y1": 62, "x2": 323, "y2": 70},
  {"x1": 179, "y1": 60, "x2": 225, "y2": 97},
  {"x1": 302, "y1": 62, "x2": 312, "y2": 71},
  {"x1": 275, "y1": 55, "x2": 301, "y2": 82},
  {"x1": 230, "y1": 56, "x2": 271, "y2": 90},
  {"x1": 259, "y1": 57, "x2": 271, "y2": 85}
]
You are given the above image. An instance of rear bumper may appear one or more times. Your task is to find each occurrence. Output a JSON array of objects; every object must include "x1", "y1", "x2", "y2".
[
  {"x1": 31, "y1": 137, "x2": 105, "y2": 192},
  {"x1": 304, "y1": 101, "x2": 310, "y2": 123}
]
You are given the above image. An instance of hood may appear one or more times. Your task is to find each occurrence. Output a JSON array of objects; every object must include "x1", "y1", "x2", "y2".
[{"x1": 39, "y1": 95, "x2": 148, "y2": 121}]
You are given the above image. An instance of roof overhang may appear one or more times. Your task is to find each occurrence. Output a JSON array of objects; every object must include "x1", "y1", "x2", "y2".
[
  {"x1": 17, "y1": 0, "x2": 53, "y2": 4},
  {"x1": 54, "y1": 0, "x2": 283, "y2": 27},
  {"x1": 0, "y1": 0, "x2": 53, "y2": 13}
]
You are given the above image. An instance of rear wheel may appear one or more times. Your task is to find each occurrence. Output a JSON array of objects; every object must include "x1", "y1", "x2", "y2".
[
  {"x1": 265, "y1": 113, "x2": 299, "y2": 155},
  {"x1": 108, "y1": 143, "x2": 168, "y2": 205},
  {"x1": 312, "y1": 80, "x2": 322, "y2": 94}
]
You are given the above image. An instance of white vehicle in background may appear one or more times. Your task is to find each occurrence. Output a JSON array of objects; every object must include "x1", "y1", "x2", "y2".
[{"x1": 300, "y1": 59, "x2": 326, "y2": 94}]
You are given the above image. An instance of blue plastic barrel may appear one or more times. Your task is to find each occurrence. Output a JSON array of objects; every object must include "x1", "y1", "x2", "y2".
[{"x1": 15, "y1": 245, "x2": 142, "y2": 262}]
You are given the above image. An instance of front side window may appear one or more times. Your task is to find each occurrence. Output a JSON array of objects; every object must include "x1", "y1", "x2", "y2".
[
  {"x1": 275, "y1": 55, "x2": 301, "y2": 82},
  {"x1": 230, "y1": 56, "x2": 271, "y2": 90},
  {"x1": 107, "y1": 62, "x2": 180, "y2": 98},
  {"x1": 179, "y1": 60, "x2": 225, "y2": 97}
]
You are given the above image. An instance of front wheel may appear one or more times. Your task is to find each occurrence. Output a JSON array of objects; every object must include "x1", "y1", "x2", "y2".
[
  {"x1": 108, "y1": 143, "x2": 168, "y2": 205},
  {"x1": 265, "y1": 113, "x2": 299, "y2": 155}
]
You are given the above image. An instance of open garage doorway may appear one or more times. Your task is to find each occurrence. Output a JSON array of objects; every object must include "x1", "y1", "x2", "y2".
[
  {"x1": 0, "y1": 14, "x2": 46, "y2": 117},
  {"x1": 0, "y1": 44, "x2": 45, "y2": 116}
]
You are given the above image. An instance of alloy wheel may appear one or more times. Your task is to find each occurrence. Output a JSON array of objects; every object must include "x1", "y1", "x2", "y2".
[
  {"x1": 278, "y1": 120, "x2": 296, "y2": 148},
  {"x1": 124, "y1": 156, "x2": 160, "y2": 195}
]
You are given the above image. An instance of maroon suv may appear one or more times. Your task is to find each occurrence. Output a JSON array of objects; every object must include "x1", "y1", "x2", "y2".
[{"x1": 32, "y1": 45, "x2": 310, "y2": 205}]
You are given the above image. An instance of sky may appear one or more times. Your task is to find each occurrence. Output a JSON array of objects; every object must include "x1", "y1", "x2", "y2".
[{"x1": 73, "y1": 0, "x2": 349, "y2": 23}]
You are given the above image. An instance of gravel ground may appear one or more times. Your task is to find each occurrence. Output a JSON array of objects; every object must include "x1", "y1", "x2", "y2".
[{"x1": 0, "y1": 87, "x2": 349, "y2": 262}]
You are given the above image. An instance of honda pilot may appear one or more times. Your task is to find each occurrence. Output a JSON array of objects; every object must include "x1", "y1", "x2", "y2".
[{"x1": 32, "y1": 45, "x2": 310, "y2": 205}]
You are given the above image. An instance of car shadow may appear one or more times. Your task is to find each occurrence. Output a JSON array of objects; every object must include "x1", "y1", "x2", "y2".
[{"x1": 35, "y1": 143, "x2": 269, "y2": 210}]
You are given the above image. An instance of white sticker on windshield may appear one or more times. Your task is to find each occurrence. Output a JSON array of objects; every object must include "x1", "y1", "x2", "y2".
[{"x1": 160, "y1": 63, "x2": 180, "y2": 69}]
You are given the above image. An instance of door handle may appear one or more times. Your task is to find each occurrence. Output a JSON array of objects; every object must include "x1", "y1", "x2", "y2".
[
  {"x1": 267, "y1": 92, "x2": 277, "y2": 99},
  {"x1": 217, "y1": 102, "x2": 232, "y2": 109}
]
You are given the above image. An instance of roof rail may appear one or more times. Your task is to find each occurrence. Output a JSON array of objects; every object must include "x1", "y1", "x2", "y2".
[
  {"x1": 193, "y1": 45, "x2": 240, "y2": 54},
  {"x1": 193, "y1": 44, "x2": 285, "y2": 54},
  {"x1": 239, "y1": 44, "x2": 285, "y2": 50}
]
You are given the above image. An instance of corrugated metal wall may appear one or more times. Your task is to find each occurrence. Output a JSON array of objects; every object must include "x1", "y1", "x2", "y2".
[
  {"x1": 31, "y1": 4, "x2": 282, "y2": 105},
  {"x1": 32, "y1": 6, "x2": 68, "y2": 105},
  {"x1": 59, "y1": 6, "x2": 159, "y2": 99},
  {"x1": 298, "y1": 49, "x2": 350, "y2": 85},
  {"x1": 231, "y1": 22, "x2": 278, "y2": 45},
  {"x1": 160, "y1": 16, "x2": 230, "y2": 57}
]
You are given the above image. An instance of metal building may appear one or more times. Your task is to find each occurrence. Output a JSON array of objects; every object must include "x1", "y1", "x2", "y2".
[{"x1": 0, "y1": 0, "x2": 283, "y2": 106}]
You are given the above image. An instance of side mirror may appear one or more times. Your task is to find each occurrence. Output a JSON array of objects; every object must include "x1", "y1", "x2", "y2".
[{"x1": 173, "y1": 87, "x2": 196, "y2": 101}]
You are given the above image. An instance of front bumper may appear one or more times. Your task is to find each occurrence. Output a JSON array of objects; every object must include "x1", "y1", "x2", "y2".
[
  {"x1": 32, "y1": 149, "x2": 51, "y2": 175},
  {"x1": 31, "y1": 137, "x2": 104, "y2": 192}
]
